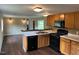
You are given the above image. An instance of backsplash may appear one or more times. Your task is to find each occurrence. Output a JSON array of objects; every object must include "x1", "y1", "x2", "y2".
[{"x1": 68, "y1": 29, "x2": 79, "y2": 35}]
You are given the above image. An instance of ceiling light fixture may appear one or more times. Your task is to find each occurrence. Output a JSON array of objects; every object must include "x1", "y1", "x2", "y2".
[
  {"x1": 33, "y1": 7, "x2": 43, "y2": 12},
  {"x1": 43, "y1": 14, "x2": 48, "y2": 17}
]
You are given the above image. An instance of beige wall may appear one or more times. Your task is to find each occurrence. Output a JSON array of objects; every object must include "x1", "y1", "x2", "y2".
[
  {"x1": 4, "y1": 17, "x2": 47, "y2": 35},
  {"x1": 4, "y1": 18, "x2": 27, "y2": 35}
]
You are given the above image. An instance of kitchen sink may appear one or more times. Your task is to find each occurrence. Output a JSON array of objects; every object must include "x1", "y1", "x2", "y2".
[{"x1": 36, "y1": 31, "x2": 48, "y2": 34}]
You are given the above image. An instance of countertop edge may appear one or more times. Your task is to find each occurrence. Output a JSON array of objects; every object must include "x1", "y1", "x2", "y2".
[{"x1": 60, "y1": 35, "x2": 79, "y2": 42}]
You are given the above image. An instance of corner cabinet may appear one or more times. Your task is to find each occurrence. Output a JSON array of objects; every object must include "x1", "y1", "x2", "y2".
[
  {"x1": 60, "y1": 37, "x2": 71, "y2": 55},
  {"x1": 65, "y1": 13, "x2": 75, "y2": 29},
  {"x1": 60, "y1": 37, "x2": 79, "y2": 55}
]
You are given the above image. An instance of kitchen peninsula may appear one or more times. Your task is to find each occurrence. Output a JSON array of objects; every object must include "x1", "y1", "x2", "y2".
[{"x1": 22, "y1": 30, "x2": 57, "y2": 52}]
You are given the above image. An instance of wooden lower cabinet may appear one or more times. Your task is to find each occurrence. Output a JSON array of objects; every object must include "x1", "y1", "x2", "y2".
[
  {"x1": 76, "y1": 45, "x2": 79, "y2": 55},
  {"x1": 60, "y1": 37, "x2": 71, "y2": 55},
  {"x1": 38, "y1": 35, "x2": 50, "y2": 48},
  {"x1": 71, "y1": 41, "x2": 79, "y2": 55},
  {"x1": 60, "y1": 37, "x2": 79, "y2": 55}
]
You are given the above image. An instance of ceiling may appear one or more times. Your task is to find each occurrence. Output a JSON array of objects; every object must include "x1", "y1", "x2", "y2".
[{"x1": 0, "y1": 4, "x2": 79, "y2": 17}]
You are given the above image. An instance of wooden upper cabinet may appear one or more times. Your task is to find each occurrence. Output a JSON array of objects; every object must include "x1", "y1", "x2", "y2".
[
  {"x1": 65, "y1": 13, "x2": 75, "y2": 29},
  {"x1": 47, "y1": 14, "x2": 64, "y2": 26},
  {"x1": 47, "y1": 15, "x2": 55, "y2": 26},
  {"x1": 53, "y1": 14, "x2": 60, "y2": 21},
  {"x1": 74, "y1": 12, "x2": 79, "y2": 30},
  {"x1": 60, "y1": 14, "x2": 65, "y2": 20},
  {"x1": 53, "y1": 14, "x2": 64, "y2": 20}
]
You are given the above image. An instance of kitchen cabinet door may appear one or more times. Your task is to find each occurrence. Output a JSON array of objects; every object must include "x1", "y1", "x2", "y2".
[
  {"x1": 53, "y1": 14, "x2": 60, "y2": 21},
  {"x1": 60, "y1": 38, "x2": 66, "y2": 54},
  {"x1": 47, "y1": 15, "x2": 55, "y2": 26},
  {"x1": 38, "y1": 35, "x2": 43, "y2": 48},
  {"x1": 71, "y1": 41, "x2": 77, "y2": 55},
  {"x1": 74, "y1": 12, "x2": 79, "y2": 30},
  {"x1": 71, "y1": 41, "x2": 79, "y2": 55},
  {"x1": 65, "y1": 13, "x2": 75, "y2": 29},
  {"x1": 44, "y1": 35, "x2": 50, "y2": 46},
  {"x1": 60, "y1": 14, "x2": 65, "y2": 20},
  {"x1": 60, "y1": 38, "x2": 71, "y2": 55},
  {"x1": 38, "y1": 35, "x2": 50, "y2": 48},
  {"x1": 76, "y1": 44, "x2": 79, "y2": 55}
]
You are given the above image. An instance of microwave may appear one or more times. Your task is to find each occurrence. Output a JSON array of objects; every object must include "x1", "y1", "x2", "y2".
[{"x1": 54, "y1": 20, "x2": 65, "y2": 28}]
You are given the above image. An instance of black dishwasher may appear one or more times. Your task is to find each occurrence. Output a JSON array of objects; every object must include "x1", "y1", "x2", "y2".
[{"x1": 27, "y1": 36, "x2": 38, "y2": 51}]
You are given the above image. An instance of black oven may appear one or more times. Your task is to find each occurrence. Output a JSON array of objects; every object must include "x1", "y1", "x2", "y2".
[{"x1": 49, "y1": 29, "x2": 68, "y2": 53}]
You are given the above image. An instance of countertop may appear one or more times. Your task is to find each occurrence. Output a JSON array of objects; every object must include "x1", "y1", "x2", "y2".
[
  {"x1": 61, "y1": 33, "x2": 79, "y2": 42},
  {"x1": 22, "y1": 30, "x2": 57, "y2": 36}
]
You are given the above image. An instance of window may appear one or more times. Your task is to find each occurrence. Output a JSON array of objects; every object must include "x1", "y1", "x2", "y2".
[{"x1": 35, "y1": 20, "x2": 45, "y2": 30}]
